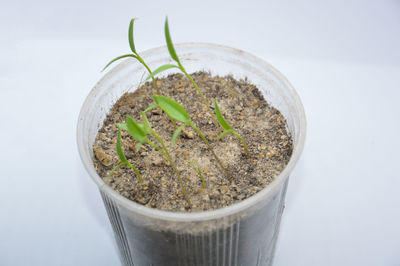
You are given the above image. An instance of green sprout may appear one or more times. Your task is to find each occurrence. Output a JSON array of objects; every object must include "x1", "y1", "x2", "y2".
[
  {"x1": 146, "y1": 17, "x2": 218, "y2": 128},
  {"x1": 153, "y1": 94, "x2": 231, "y2": 181},
  {"x1": 214, "y1": 100, "x2": 249, "y2": 157},
  {"x1": 103, "y1": 18, "x2": 161, "y2": 94},
  {"x1": 190, "y1": 160, "x2": 206, "y2": 189},
  {"x1": 120, "y1": 113, "x2": 192, "y2": 207},
  {"x1": 108, "y1": 128, "x2": 143, "y2": 183},
  {"x1": 103, "y1": 18, "x2": 177, "y2": 128},
  {"x1": 102, "y1": 16, "x2": 255, "y2": 208}
]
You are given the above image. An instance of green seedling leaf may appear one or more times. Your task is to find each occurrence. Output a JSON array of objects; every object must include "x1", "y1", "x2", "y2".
[
  {"x1": 153, "y1": 95, "x2": 190, "y2": 123},
  {"x1": 171, "y1": 124, "x2": 185, "y2": 146},
  {"x1": 151, "y1": 95, "x2": 178, "y2": 129},
  {"x1": 214, "y1": 100, "x2": 232, "y2": 131},
  {"x1": 217, "y1": 130, "x2": 232, "y2": 140},
  {"x1": 140, "y1": 111, "x2": 152, "y2": 133},
  {"x1": 213, "y1": 102, "x2": 250, "y2": 157},
  {"x1": 144, "y1": 104, "x2": 159, "y2": 113},
  {"x1": 103, "y1": 54, "x2": 138, "y2": 71},
  {"x1": 128, "y1": 18, "x2": 138, "y2": 54},
  {"x1": 164, "y1": 17, "x2": 180, "y2": 63},
  {"x1": 118, "y1": 122, "x2": 144, "y2": 132},
  {"x1": 126, "y1": 115, "x2": 147, "y2": 143},
  {"x1": 116, "y1": 128, "x2": 128, "y2": 164},
  {"x1": 116, "y1": 123, "x2": 128, "y2": 131},
  {"x1": 145, "y1": 64, "x2": 178, "y2": 81}
]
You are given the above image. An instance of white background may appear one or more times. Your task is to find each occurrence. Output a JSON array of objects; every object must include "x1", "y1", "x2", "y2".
[{"x1": 1, "y1": 0, "x2": 399, "y2": 265}]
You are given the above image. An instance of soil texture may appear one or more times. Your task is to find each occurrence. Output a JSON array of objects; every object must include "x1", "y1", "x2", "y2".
[{"x1": 93, "y1": 72, "x2": 293, "y2": 212}]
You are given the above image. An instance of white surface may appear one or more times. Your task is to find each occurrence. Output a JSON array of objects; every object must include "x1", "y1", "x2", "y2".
[{"x1": 1, "y1": 0, "x2": 399, "y2": 265}]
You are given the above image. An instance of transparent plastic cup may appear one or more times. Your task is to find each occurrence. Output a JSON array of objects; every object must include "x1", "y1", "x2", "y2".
[{"x1": 77, "y1": 43, "x2": 306, "y2": 266}]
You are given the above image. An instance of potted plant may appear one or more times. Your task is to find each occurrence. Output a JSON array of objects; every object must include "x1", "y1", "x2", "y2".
[{"x1": 77, "y1": 17, "x2": 306, "y2": 266}]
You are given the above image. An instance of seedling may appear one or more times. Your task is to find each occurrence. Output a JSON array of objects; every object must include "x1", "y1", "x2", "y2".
[
  {"x1": 103, "y1": 16, "x2": 255, "y2": 209},
  {"x1": 214, "y1": 100, "x2": 249, "y2": 157},
  {"x1": 190, "y1": 160, "x2": 206, "y2": 189},
  {"x1": 146, "y1": 17, "x2": 219, "y2": 128},
  {"x1": 120, "y1": 113, "x2": 192, "y2": 207},
  {"x1": 103, "y1": 18, "x2": 160, "y2": 94},
  {"x1": 108, "y1": 128, "x2": 143, "y2": 183},
  {"x1": 153, "y1": 94, "x2": 231, "y2": 181},
  {"x1": 104, "y1": 18, "x2": 177, "y2": 128}
]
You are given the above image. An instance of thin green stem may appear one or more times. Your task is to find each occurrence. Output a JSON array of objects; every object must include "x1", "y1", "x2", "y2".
[
  {"x1": 150, "y1": 131, "x2": 192, "y2": 208},
  {"x1": 108, "y1": 162, "x2": 143, "y2": 183},
  {"x1": 180, "y1": 65, "x2": 219, "y2": 128},
  {"x1": 152, "y1": 132, "x2": 171, "y2": 161},
  {"x1": 138, "y1": 56, "x2": 177, "y2": 129},
  {"x1": 126, "y1": 162, "x2": 143, "y2": 183},
  {"x1": 198, "y1": 169, "x2": 206, "y2": 189},
  {"x1": 168, "y1": 158, "x2": 192, "y2": 208},
  {"x1": 137, "y1": 55, "x2": 160, "y2": 94},
  {"x1": 146, "y1": 139, "x2": 165, "y2": 156},
  {"x1": 232, "y1": 131, "x2": 250, "y2": 157},
  {"x1": 108, "y1": 162, "x2": 125, "y2": 178},
  {"x1": 191, "y1": 161, "x2": 206, "y2": 189},
  {"x1": 190, "y1": 123, "x2": 231, "y2": 182}
]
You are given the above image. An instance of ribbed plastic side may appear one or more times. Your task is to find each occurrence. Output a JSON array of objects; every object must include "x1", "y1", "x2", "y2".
[
  {"x1": 99, "y1": 178, "x2": 288, "y2": 266},
  {"x1": 100, "y1": 191, "x2": 135, "y2": 266},
  {"x1": 268, "y1": 178, "x2": 289, "y2": 266},
  {"x1": 174, "y1": 220, "x2": 241, "y2": 266}
]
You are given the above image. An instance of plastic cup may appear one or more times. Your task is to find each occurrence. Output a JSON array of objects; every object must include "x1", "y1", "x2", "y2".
[{"x1": 77, "y1": 43, "x2": 306, "y2": 266}]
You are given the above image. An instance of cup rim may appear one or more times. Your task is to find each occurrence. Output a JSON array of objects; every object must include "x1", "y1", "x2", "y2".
[{"x1": 77, "y1": 42, "x2": 306, "y2": 222}]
